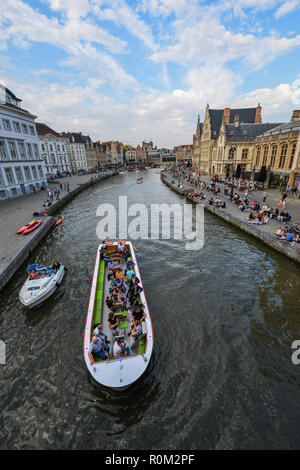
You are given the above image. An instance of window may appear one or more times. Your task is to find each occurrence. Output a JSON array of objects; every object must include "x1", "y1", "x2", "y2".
[
  {"x1": 18, "y1": 142, "x2": 26, "y2": 159},
  {"x1": 31, "y1": 166, "x2": 37, "y2": 180},
  {"x1": 262, "y1": 146, "x2": 269, "y2": 165},
  {"x1": 0, "y1": 141, "x2": 8, "y2": 160},
  {"x1": 13, "y1": 122, "x2": 21, "y2": 132},
  {"x1": 2, "y1": 119, "x2": 11, "y2": 131},
  {"x1": 5, "y1": 167, "x2": 15, "y2": 184},
  {"x1": 26, "y1": 143, "x2": 33, "y2": 159},
  {"x1": 279, "y1": 144, "x2": 288, "y2": 169},
  {"x1": 38, "y1": 165, "x2": 43, "y2": 179},
  {"x1": 0, "y1": 169, "x2": 4, "y2": 187},
  {"x1": 51, "y1": 153, "x2": 56, "y2": 164},
  {"x1": 33, "y1": 144, "x2": 39, "y2": 159},
  {"x1": 22, "y1": 124, "x2": 28, "y2": 134},
  {"x1": 15, "y1": 167, "x2": 23, "y2": 183},
  {"x1": 29, "y1": 125, "x2": 35, "y2": 136},
  {"x1": 41, "y1": 144, "x2": 45, "y2": 152},
  {"x1": 0, "y1": 190, "x2": 6, "y2": 199},
  {"x1": 255, "y1": 146, "x2": 261, "y2": 166},
  {"x1": 62, "y1": 145, "x2": 65, "y2": 151},
  {"x1": 49, "y1": 144, "x2": 53, "y2": 151},
  {"x1": 8, "y1": 141, "x2": 17, "y2": 159},
  {"x1": 242, "y1": 148, "x2": 248, "y2": 160},
  {"x1": 24, "y1": 166, "x2": 32, "y2": 181},
  {"x1": 270, "y1": 145, "x2": 277, "y2": 167},
  {"x1": 289, "y1": 143, "x2": 297, "y2": 169},
  {"x1": 11, "y1": 187, "x2": 17, "y2": 196},
  {"x1": 57, "y1": 145, "x2": 60, "y2": 152}
]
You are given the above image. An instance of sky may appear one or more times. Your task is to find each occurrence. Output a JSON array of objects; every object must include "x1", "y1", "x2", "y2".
[{"x1": 0, "y1": 0, "x2": 300, "y2": 147}]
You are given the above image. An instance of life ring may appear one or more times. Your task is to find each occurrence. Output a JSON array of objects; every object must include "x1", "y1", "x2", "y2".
[
  {"x1": 118, "y1": 240, "x2": 126, "y2": 244},
  {"x1": 106, "y1": 241, "x2": 114, "y2": 245}
]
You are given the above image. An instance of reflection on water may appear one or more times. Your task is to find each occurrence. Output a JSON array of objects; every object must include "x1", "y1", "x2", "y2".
[{"x1": 0, "y1": 170, "x2": 300, "y2": 449}]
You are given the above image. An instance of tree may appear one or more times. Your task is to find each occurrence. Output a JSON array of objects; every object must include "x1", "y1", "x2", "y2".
[
  {"x1": 257, "y1": 165, "x2": 267, "y2": 182},
  {"x1": 234, "y1": 164, "x2": 241, "y2": 178}
]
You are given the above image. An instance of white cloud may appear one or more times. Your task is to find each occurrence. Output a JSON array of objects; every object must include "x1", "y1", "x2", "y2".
[
  {"x1": 93, "y1": 0, "x2": 158, "y2": 51},
  {"x1": 274, "y1": 0, "x2": 299, "y2": 18}
]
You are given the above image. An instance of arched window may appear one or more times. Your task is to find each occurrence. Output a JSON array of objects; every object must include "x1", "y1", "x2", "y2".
[
  {"x1": 255, "y1": 146, "x2": 261, "y2": 166},
  {"x1": 262, "y1": 145, "x2": 269, "y2": 165},
  {"x1": 288, "y1": 142, "x2": 297, "y2": 169},
  {"x1": 279, "y1": 144, "x2": 288, "y2": 169},
  {"x1": 270, "y1": 145, "x2": 277, "y2": 167}
]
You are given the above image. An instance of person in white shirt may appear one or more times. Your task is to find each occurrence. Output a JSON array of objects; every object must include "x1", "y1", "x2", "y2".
[{"x1": 113, "y1": 338, "x2": 130, "y2": 357}]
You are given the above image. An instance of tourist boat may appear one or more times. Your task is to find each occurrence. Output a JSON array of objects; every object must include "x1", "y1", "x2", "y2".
[
  {"x1": 19, "y1": 264, "x2": 65, "y2": 308},
  {"x1": 136, "y1": 177, "x2": 144, "y2": 184},
  {"x1": 16, "y1": 219, "x2": 36, "y2": 234},
  {"x1": 54, "y1": 216, "x2": 64, "y2": 227},
  {"x1": 22, "y1": 219, "x2": 42, "y2": 235},
  {"x1": 83, "y1": 241, "x2": 154, "y2": 390},
  {"x1": 119, "y1": 170, "x2": 127, "y2": 174}
]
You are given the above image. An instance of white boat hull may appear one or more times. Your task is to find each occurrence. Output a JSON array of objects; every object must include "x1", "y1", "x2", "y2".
[
  {"x1": 19, "y1": 266, "x2": 64, "y2": 308},
  {"x1": 83, "y1": 242, "x2": 154, "y2": 390}
]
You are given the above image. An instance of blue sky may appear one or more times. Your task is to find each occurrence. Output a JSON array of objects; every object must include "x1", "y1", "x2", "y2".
[{"x1": 0, "y1": 0, "x2": 299, "y2": 147}]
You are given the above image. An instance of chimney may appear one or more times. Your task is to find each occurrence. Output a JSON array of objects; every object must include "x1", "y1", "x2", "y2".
[
  {"x1": 291, "y1": 110, "x2": 300, "y2": 121},
  {"x1": 255, "y1": 103, "x2": 262, "y2": 123},
  {"x1": 234, "y1": 113, "x2": 239, "y2": 127},
  {"x1": 224, "y1": 107, "x2": 230, "y2": 124}
]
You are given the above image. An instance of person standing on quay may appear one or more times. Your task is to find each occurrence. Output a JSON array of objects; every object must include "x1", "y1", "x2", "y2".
[{"x1": 263, "y1": 191, "x2": 267, "y2": 203}]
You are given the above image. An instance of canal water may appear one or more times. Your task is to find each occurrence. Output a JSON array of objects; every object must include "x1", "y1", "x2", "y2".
[{"x1": 0, "y1": 170, "x2": 300, "y2": 450}]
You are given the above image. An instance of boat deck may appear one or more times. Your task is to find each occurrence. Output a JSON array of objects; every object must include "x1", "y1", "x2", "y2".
[{"x1": 90, "y1": 244, "x2": 147, "y2": 360}]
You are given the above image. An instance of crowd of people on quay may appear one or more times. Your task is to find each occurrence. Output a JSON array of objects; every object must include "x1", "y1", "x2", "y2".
[
  {"x1": 164, "y1": 167, "x2": 299, "y2": 248},
  {"x1": 88, "y1": 241, "x2": 146, "y2": 364}
]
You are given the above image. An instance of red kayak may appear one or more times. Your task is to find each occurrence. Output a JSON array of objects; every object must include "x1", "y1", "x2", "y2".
[
  {"x1": 54, "y1": 216, "x2": 64, "y2": 227},
  {"x1": 16, "y1": 219, "x2": 36, "y2": 234},
  {"x1": 22, "y1": 219, "x2": 42, "y2": 235}
]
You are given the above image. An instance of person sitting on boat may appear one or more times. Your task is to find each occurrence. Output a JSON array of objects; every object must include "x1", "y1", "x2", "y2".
[
  {"x1": 93, "y1": 323, "x2": 110, "y2": 345},
  {"x1": 125, "y1": 259, "x2": 135, "y2": 273},
  {"x1": 129, "y1": 321, "x2": 142, "y2": 340},
  {"x1": 113, "y1": 337, "x2": 130, "y2": 358},
  {"x1": 88, "y1": 336, "x2": 110, "y2": 364},
  {"x1": 27, "y1": 263, "x2": 33, "y2": 277},
  {"x1": 129, "y1": 280, "x2": 143, "y2": 304},
  {"x1": 106, "y1": 295, "x2": 114, "y2": 309},
  {"x1": 40, "y1": 269, "x2": 49, "y2": 279},
  {"x1": 108, "y1": 312, "x2": 120, "y2": 336},
  {"x1": 29, "y1": 269, "x2": 40, "y2": 280},
  {"x1": 132, "y1": 304, "x2": 146, "y2": 325},
  {"x1": 50, "y1": 261, "x2": 61, "y2": 273},
  {"x1": 125, "y1": 267, "x2": 135, "y2": 284},
  {"x1": 108, "y1": 260, "x2": 116, "y2": 270},
  {"x1": 123, "y1": 245, "x2": 130, "y2": 261},
  {"x1": 117, "y1": 241, "x2": 125, "y2": 253},
  {"x1": 112, "y1": 287, "x2": 125, "y2": 305},
  {"x1": 107, "y1": 269, "x2": 115, "y2": 282}
]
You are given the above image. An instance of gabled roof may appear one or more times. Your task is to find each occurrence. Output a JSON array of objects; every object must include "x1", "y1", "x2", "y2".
[
  {"x1": 225, "y1": 123, "x2": 283, "y2": 140},
  {"x1": 209, "y1": 107, "x2": 257, "y2": 138},
  {"x1": 36, "y1": 122, "x2": 61, "y2": 137},
  {"x1": 61, "y1": 132, "x2": 84, "y2": 143}
]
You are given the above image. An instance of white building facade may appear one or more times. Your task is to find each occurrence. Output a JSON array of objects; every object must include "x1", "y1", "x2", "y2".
[
  {"x1": 0, "y1": 84, "x2": 47, "y2": 200},
  {"x1": 61, "y1": 132, "x2": 88, "y2": 172},
  {"x1": 36, "y1": 123, "x2": 71, "y2": 176}
]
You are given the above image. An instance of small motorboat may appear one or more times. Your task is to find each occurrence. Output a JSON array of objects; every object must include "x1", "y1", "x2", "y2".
[
  {"x1": 22, "y1": 219, "x2": 42, "y2": 235},
  {"x1": 54, "y1": 216, "x2": 64, "y2": 227},
  {"x1": 16, "y1": 219, "x2": 36, "y2": 234},
  {"x1": 136, "y1": 177, "x2": 144, "y2": 184},
  {"x1": 83, "y1": 241, "x2": 153, "y2": 390},
  {"x1": 19, "y1": 264, "x2": 65, "y2": 308}
]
